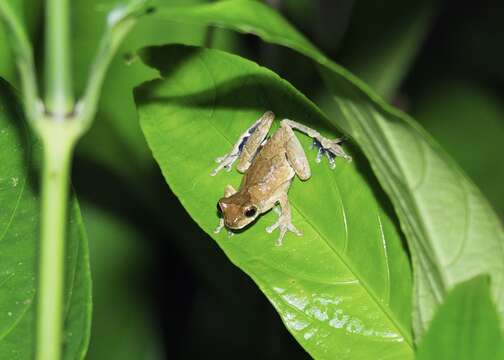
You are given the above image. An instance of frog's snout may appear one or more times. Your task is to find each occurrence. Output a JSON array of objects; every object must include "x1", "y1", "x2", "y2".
[{"x1": 224, "y1": 216, "x2": 246, "y2": 230}]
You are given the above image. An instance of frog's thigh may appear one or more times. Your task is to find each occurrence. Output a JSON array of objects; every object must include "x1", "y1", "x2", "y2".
[
  {"x1": 237, "y1": 111, "x2": 275, "y2": 173},
  {"x1": 224, "y1": 184, "x2": 237, "y2": 197},
  {"x1": 283, "y1": 125, "x2": 311, "y2": 180}
]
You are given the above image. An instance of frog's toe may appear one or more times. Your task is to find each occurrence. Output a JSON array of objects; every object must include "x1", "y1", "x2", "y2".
[
  {"x1": 214, "y1": 218, "x2": 225, "y2": 233},
  {"x1": 268, "y1": 221, "x2": 302, "y2": 246},
  {"x1": 211, "y1": 153, "x2": 239, "y2": 176},
  {"x1": 289, "y1": 223, "x2": 303, "y2": 236},
  {"x1": 266, "y1": 222, "x2": 279, "y2": 234},
  {"x1": 315, "y1": 146, "x2": 324, "y2": 163},
  {"x1": 312, "y1": 137, "x2": 351, "y2": 168},
  {"x1": 275, "y1": 225, "x2": 301, "y2": 246},
  {"x1": 326, "y1": 152, "x2": 336, "y2": 169}
]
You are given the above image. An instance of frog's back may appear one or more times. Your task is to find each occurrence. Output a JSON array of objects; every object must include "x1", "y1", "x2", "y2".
[{"x1": 240, "y1": 127, "x2": 295, "y2": 195}]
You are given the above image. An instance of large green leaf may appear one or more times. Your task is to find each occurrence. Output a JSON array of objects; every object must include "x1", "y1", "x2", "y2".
[
  {"x1": 135, "y1": 44, "x2": 413, "y2": 359},
  {"x1": 416, "y1": 276, "x2": 504, "y2": 360},
  {"x1": 0, "y1": 79, "x2": 92, "y2": 359},
  {"x1": 151, "y1": 0, "x2": 504, "y2": 337},
  {"x1": 412, "y1": 79, "x2": 504, "y2": 216}
]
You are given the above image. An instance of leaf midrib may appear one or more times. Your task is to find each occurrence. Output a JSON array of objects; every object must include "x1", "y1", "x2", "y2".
[
  {"x1": 290, "y1": 199, "x2": 413, "y2": 348},
  {"x1": 209, "y1": 113, "x2": 413, "y2": 349},
  {"x1": 178, "y1": 50, "x2": 414, "y2": 348}
]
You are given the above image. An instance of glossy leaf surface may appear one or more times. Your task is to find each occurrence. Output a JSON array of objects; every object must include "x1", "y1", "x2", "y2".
[
  {"x1": 152, "y1": 0, "x2": 504, "y2": 337},
  {"x1": 416, "y1": 276, "x2": 504, "y2": 360},
  {"x1": 135, "y1": 45, "x2": 413, "y2": 359},
  {"x1": 0, "y1": 79, "x2": 92, "y2": 359}
]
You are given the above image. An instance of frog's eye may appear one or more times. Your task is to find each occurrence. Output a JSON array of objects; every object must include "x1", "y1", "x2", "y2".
[{"x1": 244, "y1": 206, "x2": 257, "y2": 218}]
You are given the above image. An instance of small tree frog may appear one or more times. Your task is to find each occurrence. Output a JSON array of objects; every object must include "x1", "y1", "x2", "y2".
[{"x1": 211, "y1": 111, "x2": 351, "y2": 246}]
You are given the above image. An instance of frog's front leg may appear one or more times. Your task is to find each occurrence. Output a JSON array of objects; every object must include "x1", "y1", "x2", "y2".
[
  {"x1": 211, "y1": 111, "x2": 275, "y2": 176},
  {"x1": 215, "y1": 185, "x2": 237, "y2": 234},
  {"x1": 281, "y1": 119, "x2": 351, "y2": 168},
  {"x1": 266, "y1": 193, "x2": 302, "y2": 246}
]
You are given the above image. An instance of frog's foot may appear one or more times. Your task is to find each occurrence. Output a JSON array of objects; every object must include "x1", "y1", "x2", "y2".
[
  {"x1": 311, "y1": 136, "x2": 352, "y2": 169},
  {"x1": 214, "y1": 218, "x2": 234, "y2": 238},
  {"x1": 211, "y1": 152, "x2": 239, "y2": 176},
  {"x1": 214, "y1": 218, "x2": 225, "y2": 233},
  {"x1": 280, "y1": 119, "x2": 351, "y2": 169},
  {"x1": 211, "y1": 111, "x2": 275, "y2": 176},
  {"x1": 266, "y1": 216, "x2": 302, "y2": 246}
]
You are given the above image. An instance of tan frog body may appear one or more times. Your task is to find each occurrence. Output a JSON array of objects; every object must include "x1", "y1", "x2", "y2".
[{"x1": 212, "y1": 111, "x2": 351, "y2": 245}]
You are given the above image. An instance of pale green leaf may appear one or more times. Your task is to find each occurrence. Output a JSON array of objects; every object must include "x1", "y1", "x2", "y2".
[
  {"x1": 416, "y1": 276, "x2": 504, "y2": 360},
  {"x1": 0, "y1": 79, "x2": 92, "y2": 359},
  {"x1": 151, "y1": 0, "x2": 504, "y2": 337},
  {"x1": 412, "y1": 79, "x2": 504, "y2": 216},
  {"x1": 135, "y1": 44, "x2": 413, "y2": 359}
]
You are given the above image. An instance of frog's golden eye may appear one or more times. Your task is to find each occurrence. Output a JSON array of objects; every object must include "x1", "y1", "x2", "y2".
[{"x1": 244, "y1": 206, "x2": 257, "y2": 218}]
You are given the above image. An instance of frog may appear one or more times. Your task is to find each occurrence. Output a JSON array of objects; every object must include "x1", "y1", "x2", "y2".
[{"x1": 211, "y1": 111, "x2": 351, "y2": 246}]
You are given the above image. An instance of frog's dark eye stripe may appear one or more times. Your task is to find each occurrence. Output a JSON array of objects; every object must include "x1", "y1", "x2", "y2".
[
  {"x1": 217, "y1": 202, "x2": 223, "y2": 215},
  {"x1": 244, "y1": 207, "x2": 257, "y2": 217}
]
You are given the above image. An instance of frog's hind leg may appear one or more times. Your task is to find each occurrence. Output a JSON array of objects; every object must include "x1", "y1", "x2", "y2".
[
  {"x1": 282, "y1": 123, "x2": 311, "y2": 181},
  {"x1": 211, "y1": 111, "x2": 275, "y2": 176},
  {"x1": 215, "y1": 185, "x2": 237, "y2": 235},
  {"x1": 266, "y1": 193, "x2": 302, "y2": 246},
  {"x1": 237, "y1": 112, "x2": 274, "y2": 172},
  {"x1": 281, "y1": 119, "x2": 351, "y2": 168}
]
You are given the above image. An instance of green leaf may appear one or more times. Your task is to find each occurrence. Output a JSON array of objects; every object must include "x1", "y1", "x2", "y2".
[
  {"x1": 135, "y1": 44, "x2": 413, "y2": 359},
  {"x1": 412, "y1": 79, "x2": 504, "y2": 216},
  {"x1": 0, "y1": 79, "x2": 92, "y2": 359},
  {"x1": 416, "y1": 276, "x2": 504, "y2": 360},
  {"x1": 151, "y1": 0, "x2": 504, "y2": 337}
]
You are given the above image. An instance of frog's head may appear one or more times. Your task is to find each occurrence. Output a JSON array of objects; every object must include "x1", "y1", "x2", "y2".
[{"x1": 218, "y1": 192, "x2": 259, "y2": 230}]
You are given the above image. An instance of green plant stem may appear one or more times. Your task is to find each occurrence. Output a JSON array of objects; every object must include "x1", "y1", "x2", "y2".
[
  {"x1": 45, "y1": 0, "x2": 73, "y2": 113},
  {"x1": 38, "y1": 0, "x2": 74, "y2": 355},
  {"x1": 36, "y1": 122, "x2": 78, "y2": 360},
  {"x1": 77, "y1": 0, "x2": 151, "y2": 127},
  {"x1": 2, "y1": 2, "x2": 151, "y2": 358}
]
